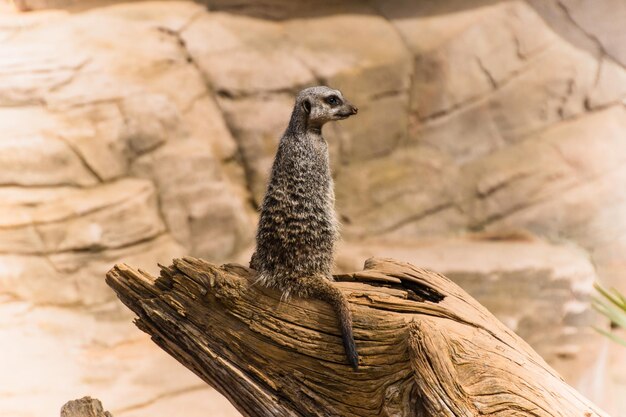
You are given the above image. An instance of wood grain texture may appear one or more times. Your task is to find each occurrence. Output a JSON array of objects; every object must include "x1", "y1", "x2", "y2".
[{"x1": 105, "y1": 257, "x2": 611, "y2": 417}]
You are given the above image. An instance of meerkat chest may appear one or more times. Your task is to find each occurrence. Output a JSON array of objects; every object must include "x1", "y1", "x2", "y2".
[
  {"x1": 294, "y1": 156, "x2": 331, "y2": 199},
  {"x1": 267, "y1": 135, "x2": 334, "y2": 217}
]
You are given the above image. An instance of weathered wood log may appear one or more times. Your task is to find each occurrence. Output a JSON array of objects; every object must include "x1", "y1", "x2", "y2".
[
  {"x1": 60, "y1": 397, "x2": 112, "y2": 417},
  {"x1": 105, "y1": 257, "x2": 611, "y2": 417}
]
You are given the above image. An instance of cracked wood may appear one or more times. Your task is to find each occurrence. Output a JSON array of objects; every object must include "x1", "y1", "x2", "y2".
[{"x1": 106, "y1": 257, "x2": 611, "y2": 417}]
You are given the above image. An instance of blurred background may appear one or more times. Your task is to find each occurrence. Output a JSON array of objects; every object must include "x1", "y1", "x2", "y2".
[{"x1": 1, "y1": 0, "x2": 625, "y2": 416}]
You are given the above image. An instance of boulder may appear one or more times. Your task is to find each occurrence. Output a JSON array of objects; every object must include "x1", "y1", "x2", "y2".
[
  {"x1": 0, "y1": 179, "x2": 165, "y2": 255},
  {"x1": 558, "y1": 0, "x2": 626, "y2": 67},
  {"x1": 0, "y1": 179, "x2": 184, "y2": 305},
  {"x1": 462, "y1": 106, "x2": 626, "y2": 290},
  {"x1": 0, "y1": 235, "x2": 184, "y2": 306},
  {"x1": 182, "y1": 13, "x2": 314, "y2": 96},
  {"x1": 0, "y1": 107, "x2": 98, "y2": 186},
  {"x1": 132, "y1": 141, "x2": 255, "y2": 261},
  {"x1": 335, "y1": 146, "x2": 463, "y2": 238}
]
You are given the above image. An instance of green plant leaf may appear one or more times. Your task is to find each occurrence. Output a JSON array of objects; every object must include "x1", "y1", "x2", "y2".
[
  {"x1": 593, "y1": 326, "x2": 626, "y2": 348},
  {"x1": 594, "y1": 283, "x2": 626, "y2": 310},
  {"x1": 592, "y1": 298, "x2": 626, "y2": 330},
  {"x1": 593, "y1": 282, "x2": 626, "y2": 348}
]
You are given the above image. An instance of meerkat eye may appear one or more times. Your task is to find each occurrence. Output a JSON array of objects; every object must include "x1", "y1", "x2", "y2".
[{"x1": 325, "y1": 95, "x2": 341, "y2": 106}]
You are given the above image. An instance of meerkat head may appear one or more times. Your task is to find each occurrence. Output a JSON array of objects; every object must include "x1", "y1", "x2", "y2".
[{"x1": 295, "y1": 86, "x2": 358, "y2": 130}]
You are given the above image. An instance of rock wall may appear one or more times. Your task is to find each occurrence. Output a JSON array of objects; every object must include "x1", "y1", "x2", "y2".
[{"x1": 1, "y1": 0, "x2": 625, "y2": 416}]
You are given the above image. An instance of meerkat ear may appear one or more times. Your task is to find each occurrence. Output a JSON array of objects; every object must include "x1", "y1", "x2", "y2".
[{"x1": 302, "y1": 99, "x2": 311, "y2": 114}]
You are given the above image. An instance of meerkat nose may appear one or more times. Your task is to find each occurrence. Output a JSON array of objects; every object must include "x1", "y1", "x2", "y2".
[{"x1": 351, "y1": 106, "x2": 358, "y2": 115}]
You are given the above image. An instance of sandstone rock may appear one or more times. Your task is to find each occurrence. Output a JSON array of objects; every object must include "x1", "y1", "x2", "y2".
[
  {"x1": 0, "y1": 132, "x2": 99, "y2": 187},
  {"x1": 378, "y1": 1, "x2": 557, "y2": 118},
  {"x1": 0, "y1": 6, "x2": 66, "y2": 31},
  {"x1": 0, "y1": 43, "x2": 88, "y2": 106},
  {"x1": 335, "y1": 146, "x2": 463, "y2": 238},
  {"x1": 385, "y1": 0, "x2": 599, "y2": 163},
  {"x1": 22, "y1": 6, "x2": 202, "y2": 110},
  {"x1": 12, "y1": 0, "x2": 76, "y2": 11},
  {"x1": 61, "y1": 397, "x2": 112, "y2": 417},
  {"x1": 182, "y1": 13, "x2": 314, "y2": 96},
  {"x1": 206, "y1": 48, "x2": 313, "y2": 96},
  {"x1": 337, "y1": 237, "x2": 604, "y2": 398},
  {"x1": 451, "y1": 105, "x2": 626, "y2": 294},
  {"x1": 0, "y1": 105, "x2": 98, "y2": 187},
  {"x1": 38, "y1": 184, "x2": 164, "y2": 254},
  {"x1": 329, "y1": 91, "x2": 409, "y2": 163},
  {"x1": 478, "y1": 43, "x2": 596, "y2": 142},
  {"x1": 182, "y1": 93, "x2": 239, "y2": 162},
  {"x1": 607, "y1": 337, "x2": 626, "y2": 414},
  {"x1": 558, "y1": 0, "x2": 626, "y2": 67},
  {"x1": 91, "y1": 1, "x2": 205, "y2": 33},
  {"x1": 298, "y1": 12, "x2": 414, "y2": 163},
  {"x1": 118, "y1": 388, "x2": 239, "y2": 417},
  {"x1": 0, "y1": 179, "x2": 164, "y2": 254},
  {"x1": 409, "y1": 98, "x2": 504, "y2": 164},
  {"x1": 132, "y1": 140, "x2": 255, "y2": 262},
  {"x1": 524, "y1": 0, "x2": 599, "y2": 59},
  {"x1": 284, "y1": 11, "x2": 411, "y2": 100},
  {"x1": 2, "y1": 2, "x2": 256, "y2": 264},
  {"x1": 0, "y1": 299, "x2": 239, "y2": 417},
  {"x1": 0, "y1": 176, "x2": 181, "y2": 307},
  {"x1": 587, "y1": 58, "x2": 626, "y2": 108},
  {"x1": 58, "y1": 102, "x2": 131, "y2": 182},
  {"x1": 0, "y1": 234, "x2": 183, "y2": 306},
  {"x1": 462, "y1": 106, "x2": 626, "y2": 243},
  {"x1": 217, "y1": 93, "x2": 294, "y2": 203},
  {"x1": 120, "y1": 94, "x2": 184, "y2": 156},
  {"x1": 203, "y1": 0, "x2": 368, "y2": 19}
]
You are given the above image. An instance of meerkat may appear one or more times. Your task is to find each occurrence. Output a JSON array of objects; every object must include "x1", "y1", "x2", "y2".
[{"x1": 250, "y1": 86, "x2": 359, "y2": 368}]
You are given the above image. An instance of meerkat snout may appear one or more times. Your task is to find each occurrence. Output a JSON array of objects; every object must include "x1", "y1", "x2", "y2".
[{"x1": 326, "y1": 93, "x2": 358, "y2": 120}]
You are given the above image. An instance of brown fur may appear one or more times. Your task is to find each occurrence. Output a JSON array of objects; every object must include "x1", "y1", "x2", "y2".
[{"x1": 250, "y1": 86, "x2": 359, "y2": 368}]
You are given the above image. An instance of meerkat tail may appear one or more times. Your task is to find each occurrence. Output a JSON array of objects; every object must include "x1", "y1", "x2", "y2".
[{"x1": 302, "y1": 276, "x2": 359, "y2": 369}]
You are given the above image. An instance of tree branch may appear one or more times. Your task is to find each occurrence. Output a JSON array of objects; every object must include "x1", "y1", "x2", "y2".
[{"x1": 105, "y1": 257, "x2": 611, "y2": 417}]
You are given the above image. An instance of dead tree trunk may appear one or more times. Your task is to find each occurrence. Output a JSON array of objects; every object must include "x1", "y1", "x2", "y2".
[
  {"x1": 106, "y1": 257, "x2": 610, "y2": 417},
  {"x1": 60, "y1": 397, "x2": 112, "y2": 417}
]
